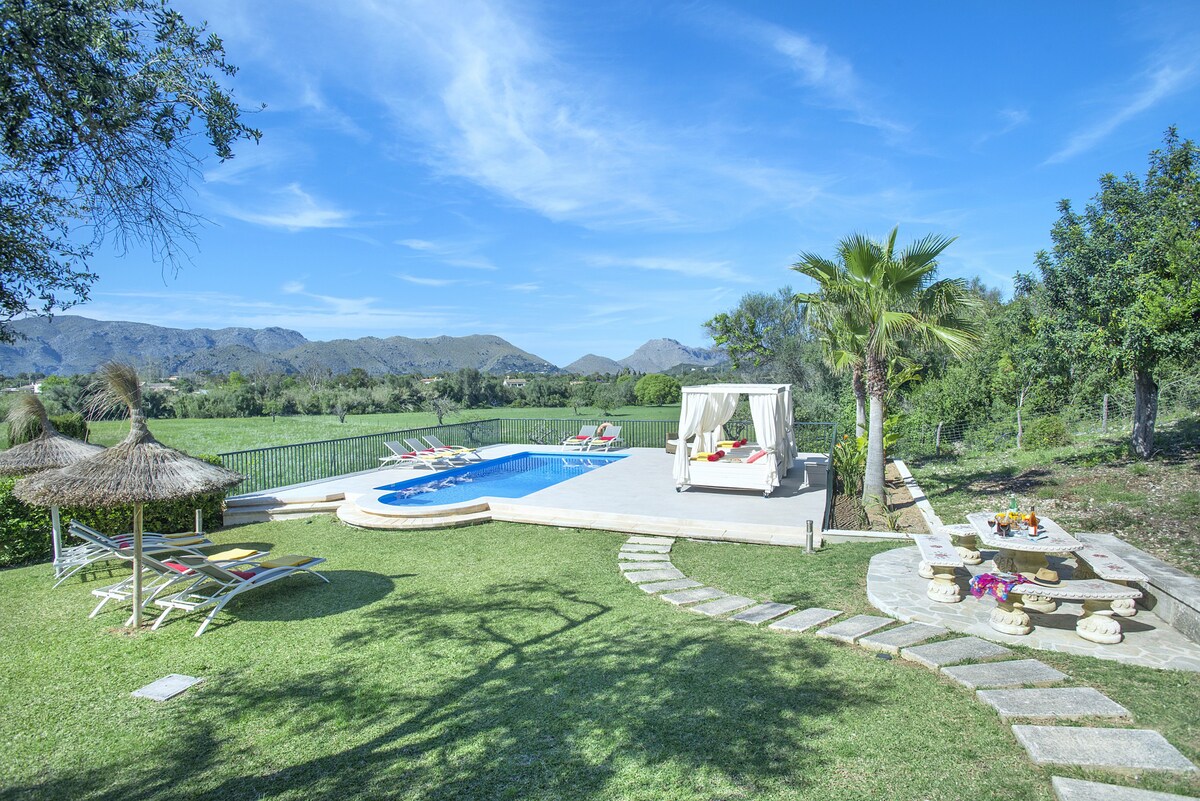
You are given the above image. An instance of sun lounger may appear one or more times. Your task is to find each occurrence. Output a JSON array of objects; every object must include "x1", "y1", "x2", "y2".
[
  {"x1": 586, "y1": 425, "x2": 623, "y2": 451},
  {"x1": 379, "y1": 440, "x2": 457, "y2": 469},
  {"x1": 561, "y1": 425, "x2": 597, "y2": 450},
  {"x1": 54, "y1": 521, "x2": 216, "y2": 588},
  {"x1": 152, "y1": 553, "x2": 329, "y2": 636},
  {"x1": 89, "y1": 546, "x2": 267, "y2": 622},
  {"x1": 403, "y1": 438, "x2": 469, "y2": 465},
  {"x1": 422, "y1": 434, "x2": 484, "y2": 461}
]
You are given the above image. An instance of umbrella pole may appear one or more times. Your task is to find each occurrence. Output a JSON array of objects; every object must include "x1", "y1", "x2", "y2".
[
  {"x1": 50, "y1": 506, "x2": 62, "y2": 577},
  {"x1": 132, "y1": 503, "x2": 144, "y2": 629}
]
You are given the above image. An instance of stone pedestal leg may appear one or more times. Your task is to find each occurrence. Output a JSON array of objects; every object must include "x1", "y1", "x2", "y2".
[
  {"x1": 1073, "y1": 560, "x2": 1097, "y2": 580},
  {"x1": 1076, "y1": 600, "x2": 1124, "y2": 644},
  {"x1": 1019, "y1": 594, "x2": 1058, "y2": 614},
  {"x1": 917, "y1": 560, "x2": 934, "y2": 579},
  {"x1": 992, "y1": 550, "x2": 1018, "y2": 574},
  {"x1": 927, "y1": 565, "x2": 962, "y2": 604},
  {"x1": 954, "y1": 533, "x2": 982, "y2": 565},
  {"x1": 989, "y1": 598, "x2": 1031, "y2": 636},
  {"x1": 1109, "y1": 581, "x2": 1137, "y2": 617}
]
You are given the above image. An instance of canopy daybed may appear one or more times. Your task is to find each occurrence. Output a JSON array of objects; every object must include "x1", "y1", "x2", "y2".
[{"x1": 672, "y1": 383, "x2": 798, "y2": 497}]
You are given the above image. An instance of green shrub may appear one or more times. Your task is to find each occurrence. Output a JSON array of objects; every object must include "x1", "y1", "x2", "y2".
[
  {"x1": 0, "y1": 455, "x2": 227, "y2": 568},
  {"x1": 5, "y1": 413, "x2": 90, "y2": 447},
  {"x1": 1023, "y1": 416, "x2": 1072, "y2": 450}
]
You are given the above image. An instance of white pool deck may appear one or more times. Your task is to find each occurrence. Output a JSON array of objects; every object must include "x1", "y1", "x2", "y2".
[{"x1": 226, "y1": 445, "x2": 831, "y2": 547}]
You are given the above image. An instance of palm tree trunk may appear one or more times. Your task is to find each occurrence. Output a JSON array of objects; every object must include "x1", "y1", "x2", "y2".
[
  {"x1": 862, "y1": 352, "x2": 887, "y2": 507},
  {"x1": 1132, "y1": 367, "x2": 1157, "y2": 459},
  {"x1": 852, "y1": 364, "x2": 867, "y2": 439}
]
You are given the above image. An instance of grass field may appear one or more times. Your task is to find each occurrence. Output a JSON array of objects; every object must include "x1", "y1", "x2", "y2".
[
  {"x1": 2, "y1": 520, "x2": 1196, "y2": 800},
  {"x1": 908, "y1": 416, "x2": 1200, "y2": 573},
  {"x1": 78, "y1": 405, "x2": 683, "y2": 455}
]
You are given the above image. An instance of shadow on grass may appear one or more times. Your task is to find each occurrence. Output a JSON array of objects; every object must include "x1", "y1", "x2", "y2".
[{"x1": 6, "y1": 579, "x2": 874, "y2": 801}]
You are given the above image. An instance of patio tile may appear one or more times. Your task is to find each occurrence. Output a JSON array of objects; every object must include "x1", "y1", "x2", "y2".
[
  {"x1": 688, "y1": 595, "x2": 757, "y2": 617},
  {"x1": 901, "y1": 637, "x2": 1013, "y2": 669},
  {"x1": 1051, "y1": 776, "x2": 1200, "y2": 800},
  {"x1": 977, "y1": 688, "x2": 1131, "y2": 722},
  {"x1": 768, "y1": 608, "x2": 843, "y2": 633},
  {"x1": 857, "y1": 622, "x2": 947, "y2": 654},
  {"x1": 1011, "y1": 726, "x2": 1197, "y2": 772},
  {"x1": 730, "y1": 602, "x2": 797, "y2": 625},
  {"x1": 639, "y1": 578, "x2": 703, "y2": 594},
  {"x1": 624, "y1": 568, "x2": 685, "y2": 583},
  {"x1": 815, "y1": 614, "x2": 895, "y2": 643},
  {"x1": 942, "y1": 659, "x2": 1068, "y2": 690},
  {"x1": 660, "y1": 587, "x2": 727, "y2": 605}
]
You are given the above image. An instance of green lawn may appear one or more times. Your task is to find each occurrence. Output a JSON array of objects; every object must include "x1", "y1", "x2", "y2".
[
  {"x1": 79, "y1": 405, "x2": 683, "y2": 455},
  {"x1": 3, "y1": 519, "x2": 1196, "y2": 799}
]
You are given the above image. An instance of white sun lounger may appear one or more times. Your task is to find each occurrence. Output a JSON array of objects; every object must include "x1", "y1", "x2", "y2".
[
  {"x1": 422, "y1": 434, "x2": 484, "y2": 461},
  {"x1": 379, "y1": 440, "x2": 456, "y2": 469},
  {"x1": 561, "y1": 425, "x2": 597, "y2": 450},
  {"x1": 54, "y1": 521, "x2": 217, "y2": 588}
]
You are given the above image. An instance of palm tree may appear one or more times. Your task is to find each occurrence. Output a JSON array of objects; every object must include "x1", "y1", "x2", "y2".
[
  {"x1": 794, "y1": 275, "x2": 868, "y2": 438},
  {"x1": 795, "y1": 227, "x2": 981, "y2": 505}
]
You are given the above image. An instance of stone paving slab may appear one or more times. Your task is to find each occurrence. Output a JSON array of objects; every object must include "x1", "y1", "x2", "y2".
[
  {"x1": 731, "y1": 602, "x2": 796, "y2": 625},
  {"x1": 902, "y1": 637, "x2": 1014, "y2": 669},
  {"x1": 618, "y1": 559, "x2": 672, "y2": 571},
  {"x1": 1051, "y1": 776, "x2": 1200, "y2": 800},
  {"x1": 618, "y1": 551, "x2": 675, "y2": 562},
  {"x1": 639, "y1": 578, "x2": 703, "y2": 594},
  {"x1": 626, "y1": 536, "x2": 676, "y2": 546},
  {"x1": 661, "y1": 587, "x2": 727, "y2": 606},
  {"x1": 977, "y1": 688, "x2": 1132, "y2": 721},
  {"x1": 769, "y1": 607, "x2": 843, "y2": 633},
  {"x1": 689, "y1": 595, "x2": 757, "y2": 617},
  {"x1": 624, "y1": 568, "x2": 685, "y2": 583},
  {"x1": 816, "y1": 615, "x2": 895, "y2": 643},
  {"x1": 942, "y1": 659, "x2": 1069, "y2": 690},
  {"x1": 620, "y1": 544, "x2": 673, "y2": 554},
  {"x1": 1012, "y1": 726, "x2": 1197, "y2": 772},
  {"x1": 857, "y1": 622, "x2": 947, "y2": 654}
]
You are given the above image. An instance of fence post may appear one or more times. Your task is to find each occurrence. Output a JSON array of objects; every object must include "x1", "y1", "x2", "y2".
[
  {"x1": 935, "y1": 422, "x2": 943, "y2": 456},
  {"x1": 1102, "y1": 393, "x2": 1109, "y2": 433}
]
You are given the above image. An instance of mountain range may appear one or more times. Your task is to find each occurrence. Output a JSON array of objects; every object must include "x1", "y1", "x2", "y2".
[{"x1": 0, "y1": 316, "x2": 726, "y2": 376}]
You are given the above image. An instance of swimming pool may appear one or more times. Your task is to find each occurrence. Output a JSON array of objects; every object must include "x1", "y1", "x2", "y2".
[{"x1": 375, "y1": 451, "x2": 626, "y2": 507}]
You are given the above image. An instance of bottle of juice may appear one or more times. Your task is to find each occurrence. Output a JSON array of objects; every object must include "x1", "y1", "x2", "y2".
[{"x1": 1028, "y1": 505, "x2": 1039, "y2": 536}]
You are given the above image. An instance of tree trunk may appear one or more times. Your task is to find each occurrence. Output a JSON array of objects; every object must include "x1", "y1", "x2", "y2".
[
  {"x1": 852, "y1": 364, "x2": 867, "y2": 439},
  {"x1": 1132, "y1": 367, "x2": 1158, "y2": 459},
  {"x1": 862, "y1": 352, "x2": 887, "y2": 507}
]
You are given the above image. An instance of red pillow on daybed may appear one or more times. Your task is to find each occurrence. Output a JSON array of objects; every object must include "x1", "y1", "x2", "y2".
[{"x1": 746, "y1": 449, "x2": 768, "y2": 464}]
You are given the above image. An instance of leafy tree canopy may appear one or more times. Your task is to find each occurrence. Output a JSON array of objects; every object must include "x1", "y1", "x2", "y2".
[
  {"x1": 0, "y1": 0, "x2": 261, "y2": 341},
  {"x1": 633, "y1": 373, "x2": 681, "y2": 406}
]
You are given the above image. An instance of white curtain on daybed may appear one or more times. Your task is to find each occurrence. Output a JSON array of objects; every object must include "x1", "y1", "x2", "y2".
[{"x1": 671, "y1": 390, "x2": 738, "y2": 485}]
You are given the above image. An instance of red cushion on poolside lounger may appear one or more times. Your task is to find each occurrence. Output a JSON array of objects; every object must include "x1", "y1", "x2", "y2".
[
  {"x1": 595, "y1": 436, "x2": 615, "y2": 442},
  {"x1": 229, "y1": 569, "x2": 259, "y2": 580},
  {"x1": 164, "y1": 561, "x2": 190, "y2": 573}
]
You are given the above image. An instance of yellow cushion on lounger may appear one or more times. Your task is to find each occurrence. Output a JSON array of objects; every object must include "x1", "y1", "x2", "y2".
[
  {"x1": 204, "y1": 547, "x2": 258, "y2": 562},
  {"x1": 259, "y1": 554, "x2": 316, "y2": 569},
  {"x1": 162, "y1": 536, "x2": 206, "y2": 547},
  {"x1": 691, "y1": 452, "x2": 712, "y2": 461}
]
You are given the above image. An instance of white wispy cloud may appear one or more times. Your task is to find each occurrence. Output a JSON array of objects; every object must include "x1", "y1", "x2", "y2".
[
  {"x1": 217, "y1": 183, "x2": 353, "y2": 230},
  {"x1": 507, "y1": 282, "x2": 541, "y2": 292},
  {"x1": 397, "y1": 274, "x2": 460, "y2": 287},
  {"x1": 397, "y1": 237, "x2": 498, "y2": 270},
  {"x1": 974, "y1": 108, "x2": 1030, "y2": 148},
  {"x1": 587, "y1": 255, "x2": 752, "y2": 283},
  {"x1": 1045, "y1": 64, "x2": 1194, "y2": 164}
]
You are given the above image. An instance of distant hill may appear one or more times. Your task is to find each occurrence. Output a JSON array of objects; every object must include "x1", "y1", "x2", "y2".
[
  {"x1": 563, "y1": 354, "x2": 624, "y2": 375},
  {"x1": 619, "y1": 338, "x2": 726, "y2": 373},
  {"x1": 0, "y1": 316, "x2": 558, "y2": 376}
]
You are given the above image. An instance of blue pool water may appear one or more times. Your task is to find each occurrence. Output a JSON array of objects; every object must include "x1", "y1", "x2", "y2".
[{"x1": 375, "y1": 451, "x2": 626, "y2": 507}]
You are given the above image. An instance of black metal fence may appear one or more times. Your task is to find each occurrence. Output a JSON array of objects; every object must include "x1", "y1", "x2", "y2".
[{"x1": 219, "y1": 417, "x2": 838, "y2": 501}]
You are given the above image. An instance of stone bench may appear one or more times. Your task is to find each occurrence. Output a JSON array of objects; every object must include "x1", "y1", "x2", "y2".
[
  {"x1": 914, "y1": 533, "x2": 964, "y2": 604},
  {"x1": 989, "y1": 579, "x2": 1142, "y2": 644},
  {"x1": 1072, "y1": 542, "x2": 1148, "y2": 618},
  {"x1": 940, "y1": 523, "x2": 982, "y2": 565}
]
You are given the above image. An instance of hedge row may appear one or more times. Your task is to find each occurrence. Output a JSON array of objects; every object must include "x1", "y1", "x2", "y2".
[{"x1": 0, "y1": 455, "x2": 226, "y2": 568}]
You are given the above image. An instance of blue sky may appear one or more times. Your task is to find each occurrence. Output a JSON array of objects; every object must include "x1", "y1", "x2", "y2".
[{"x1": 73, "y1": 0, "x2": 1200, "y2": 367}]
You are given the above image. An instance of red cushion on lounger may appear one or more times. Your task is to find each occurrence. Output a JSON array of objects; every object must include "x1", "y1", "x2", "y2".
[
  {"x1": 747, "y1": 449, "x2": 768, "y2": 463},
  {"x1": 164, "y1": 561, "x2": 190, "y2": 573},
  {"x1": 595, "y1": 436, "x2": 614, "y2": 442},
  {"x1": 230, "y1": 569, "x2": 258, "y2": 580}
]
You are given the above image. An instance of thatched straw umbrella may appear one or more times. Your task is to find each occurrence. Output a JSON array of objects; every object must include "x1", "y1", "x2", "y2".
[
  {"x1": 0, "y1": 394, "x2": 105, "y2": 574},
  {"x1": 16, "y1": 364, "x2": 244, "y2": 627}
]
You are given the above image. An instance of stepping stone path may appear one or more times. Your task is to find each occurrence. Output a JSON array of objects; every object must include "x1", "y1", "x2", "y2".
[
  {"x1": 1052, "y1": 777, "x2": 1200, "y2": 800},
  {"x1": 857, "y1": 622, "x2": 946, "y2": 654},
  {"x1": 614, "y1": 535, "x2": 1198, "y2": 795},
  {"x1": 977, "y1": 688, "x2": 1131, "y2": 722},
  {"x1": 816, "y1": 614, "x2": 894, "y2": 643}
]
